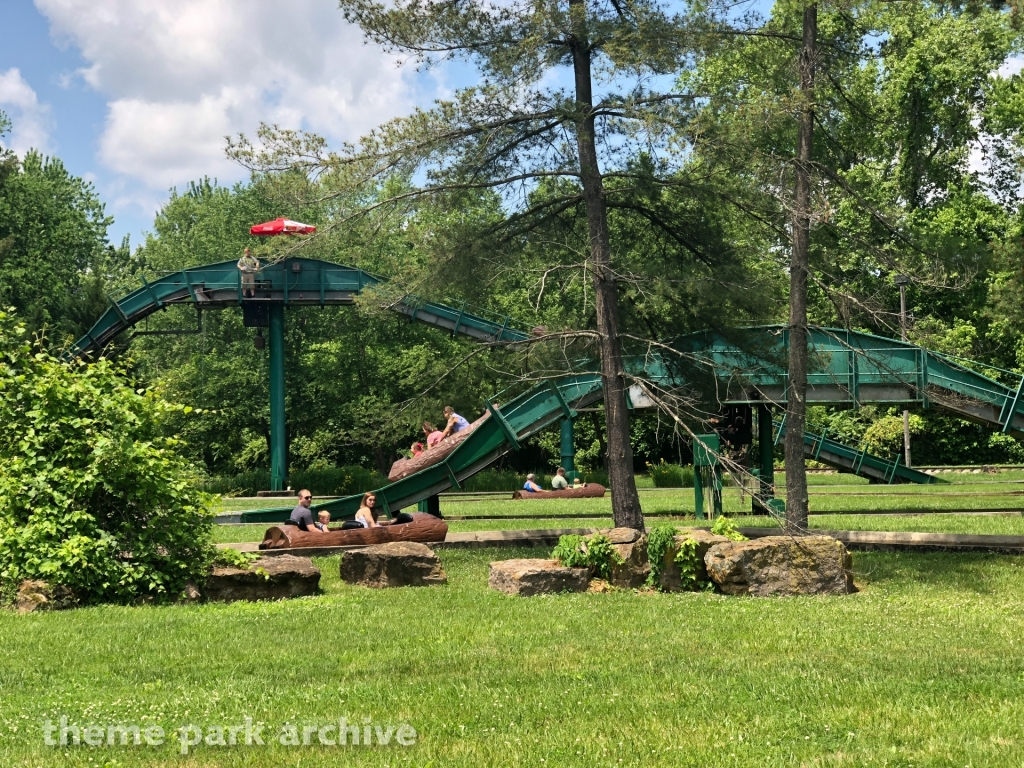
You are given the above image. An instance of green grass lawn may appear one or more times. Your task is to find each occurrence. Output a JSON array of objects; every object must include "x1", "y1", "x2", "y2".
[{"x1": 3, "y1": 547, "x2": 1024, "y2": 767}]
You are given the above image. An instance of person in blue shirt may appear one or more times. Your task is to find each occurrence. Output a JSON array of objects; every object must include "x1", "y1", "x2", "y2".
[
  {"x1": 522, "y1": 473, "x2": 543, "y2": 493},
  {"x1": 440, "y1": 406, "x2": 470, "y2": 439}
]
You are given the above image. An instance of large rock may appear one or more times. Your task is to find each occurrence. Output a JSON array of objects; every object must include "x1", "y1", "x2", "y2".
[
  {"x1": 704, "y1": 535, "x2": 855, "y2": 597},
  {"x1": 602, "y1": 528, "x2": 650, "y2": 588},
  {"x1": 658, "y1": 530, "x2": 732, "y2": 592},
  {"x1": 340, "y1": 542, "x2": 447, "y2": 588},
  {"x1": 489, "y1": 559, "x2": 590, "y2": 596},
  {"x1": 205, "y1": 555, "x2": 321, "y2": 602},
  {"x1": 15, "y1": 580, "x2": 76, "y2": 614}
]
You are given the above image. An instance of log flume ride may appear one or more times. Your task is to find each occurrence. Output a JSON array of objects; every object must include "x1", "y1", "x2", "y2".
[
  {"x1": 260, "y1": 513, "x2": 448, "y2": 550},
  {"x1": 511, "y1": 483, "x2": 607, "y2": 500}
]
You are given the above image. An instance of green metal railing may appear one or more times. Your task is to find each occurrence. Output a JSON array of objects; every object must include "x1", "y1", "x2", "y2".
[
  {"x1": 773, "y1": 417, "x2": 940, "y2": 485},
  {"x1": 69, "y1": 258, "x2": 530, "y2": 357},
  {"x1": 671, "y1": 326, "x2": 1024, "y2": 436}
]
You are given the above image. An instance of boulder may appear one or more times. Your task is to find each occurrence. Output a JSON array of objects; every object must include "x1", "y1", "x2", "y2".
[
  {"x1": 602, "y1": 527, "x2": 650, "y2": 588},
  {"x1": 340, "y1": 542, "x2": 447, "y2": 588},
  {"x1": 204, "y1": 555, "x2": 321, "y2": 602},
  {"x1": 658, "y1": 530, "x2": 732, "y2": 592},
  {"x1": 704, "y1": 535, "x2": 855, "y2": 597},
  {"x1": 15, "y1": 580, "x2": 76, "y2": 614},
  {"x1": 488, "y1": 559, "x2": 590, "y2": 596}
]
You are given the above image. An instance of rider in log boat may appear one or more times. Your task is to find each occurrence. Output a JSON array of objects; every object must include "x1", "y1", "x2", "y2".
[
  {"x1": 439, "y1": 406, "x2": 470, "y2": 439},
  {"x1": 423, "y1": 422, "x2": 444, "y2": 449},
  {"x1": 522, "y1": 473, "x2": 543, "y2": 493},
  {"x1": 551, "y1": 467, "x2": 568, "y2": 490},
  {"x1": 339, "y1": 492, "x2": 416, "y2": 530},
  {"x1": 287, "y1": 490, "x2": 328, "y2": 533}
]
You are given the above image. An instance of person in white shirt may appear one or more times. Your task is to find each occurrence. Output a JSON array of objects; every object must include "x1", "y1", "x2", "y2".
[{"x1": 551, "y1": 467, "x2": 569, "y2": 490}]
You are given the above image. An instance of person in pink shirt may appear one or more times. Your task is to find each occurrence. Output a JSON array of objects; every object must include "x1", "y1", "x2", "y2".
[{"x1": 422, "y1": 422, "x2": 444, "y2": 449}]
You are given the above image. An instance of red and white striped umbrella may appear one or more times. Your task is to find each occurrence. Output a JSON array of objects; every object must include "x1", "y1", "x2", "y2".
[{"x1": 249, "y1": 218, "x2": 317, "y2": 236}]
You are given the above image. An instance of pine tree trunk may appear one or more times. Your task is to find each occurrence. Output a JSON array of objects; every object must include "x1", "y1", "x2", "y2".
[
  {"x1": 785, "y1": 3, "x2": 817, "y2": 534},
  {"x1": 569, "y1": 0, "x2": 644, "y2": 530}
]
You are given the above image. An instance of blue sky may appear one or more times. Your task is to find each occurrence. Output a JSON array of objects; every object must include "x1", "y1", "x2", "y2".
[
  {"x1": 0, "y1": 0, "x2": 459, "y2": 249},
  {"x1": 1, "y1": 0, "x2": 808, "y2": 253}
]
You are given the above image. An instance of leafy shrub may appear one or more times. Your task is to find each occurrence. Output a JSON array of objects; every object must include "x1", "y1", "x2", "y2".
[
  {"x1": 551, "y1": 533, "x2": 623, "y2": 580},
  {"x1": 198, "y1": 466, "x2": 387, "y2": 497},
  {"x1": 710, "y1": 515, "x2": 747, "y2": 542},
  {"x1": 647, "y1": 461, "x2": 695, "y2": 488},
  {"x1": 212, "y1": 548, "x2": 259, "y2": 569},
  {"x1": 673, "y1": 537, "x2": 701, "y2": 591},
  {"x1": 645, "y1": 524, "x2": 679, "y2": 586},
  {"x1": 291, "y1": 466, "x2": 387, "y2": 496},
  {"x1": 0, "y1": 310, "x2": 216, "y2": 605}
]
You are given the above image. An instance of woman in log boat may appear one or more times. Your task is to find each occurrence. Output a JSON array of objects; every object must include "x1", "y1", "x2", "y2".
[{"x1": 355, "y1": 493, "x2": 382, "y2": 528}]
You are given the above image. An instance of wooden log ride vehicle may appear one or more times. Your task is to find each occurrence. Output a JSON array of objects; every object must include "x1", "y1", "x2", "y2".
[
  {"x1": 260, "y1": 512, "x2": 448, "y2": 550},
  {"x1": 511, "y1": 483, "x2": 607, "y2": 500},
  {"x1": 387, "y1": 414, "x2": 488, "y2": 482}
]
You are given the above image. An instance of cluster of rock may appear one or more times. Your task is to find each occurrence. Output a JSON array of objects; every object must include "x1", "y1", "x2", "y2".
[
  {"x1": 489, "y1": 528, "x2": 855, "y2": 597},
  {"x1": 12, "y1": 529, "x2": 853, "y2": 611},
  {"x1": 13, "y1": 555, "x2": 324, "y2": 613}
]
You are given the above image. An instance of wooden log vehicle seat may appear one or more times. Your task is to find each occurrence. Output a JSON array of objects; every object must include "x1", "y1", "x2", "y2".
[
  {"x1": 260, "y1": 512, "x2": 448, "y2": 550},
  {"x1": 511, "y1": 483, "x2": 607, "y2": 500},
  {"x1": 387, "y1": 414, "x2": 489, "y2": 482}
]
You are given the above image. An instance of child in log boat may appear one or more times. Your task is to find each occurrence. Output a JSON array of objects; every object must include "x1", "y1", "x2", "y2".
[{"x1": 315, "y1": 511, "x2": 331, "y2": 532}]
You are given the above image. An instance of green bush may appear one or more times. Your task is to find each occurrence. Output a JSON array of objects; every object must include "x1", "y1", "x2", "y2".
[
  {"x1": 647, "y1": 461, "x2": 695, "y2": 488},
  {"x1": 551, "y1": 533, "x2": 623, "y2": 580},
  {"x1": 198, "y1": 466, "x2": 388, "y2": 497},
  {"x1": 0, "y1": 310, "x2": 216, "y2": 605}
]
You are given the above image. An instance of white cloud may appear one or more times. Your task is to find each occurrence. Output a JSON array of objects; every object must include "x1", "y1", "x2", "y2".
[
  {"x1": 34, "y1": 0, "x2": 416, "y2": 190},
  {"x1": 0, "y1": 68, "x2": 54, "y2": 156},
  {"x1": 998, "y1": 56, "x2": 1024, "y2": 78}
]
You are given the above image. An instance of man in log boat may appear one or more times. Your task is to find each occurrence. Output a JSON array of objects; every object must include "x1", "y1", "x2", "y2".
[
  {"x1": 286, "y1": 490, "x2": 328, "y2": 533},
  {"x1": 551, "y1": 467, "x2": 569, "y2": 490}
]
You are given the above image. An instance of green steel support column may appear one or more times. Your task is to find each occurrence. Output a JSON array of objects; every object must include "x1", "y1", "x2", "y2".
[
  {"x1": 694, "y1": 469, "x2": 705, "y2": 520},
  {"x1": 560, "y1": 417, "x2": 576, "y2": 482},
  {"x1": 757, "y1": 403, "x2": 774, "y2": 512},
  {"x1": 269, "y1": 305, "x2": 287, "y2": 491}
]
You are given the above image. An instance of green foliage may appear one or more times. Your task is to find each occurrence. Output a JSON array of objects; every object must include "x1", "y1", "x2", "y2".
[
  {"x1": 198, "y1": 466, "x2": 388, "y2": 497},
  {"x1": 710, "y1": 515, "x2": 748, "y2": 542},
  {"x1": 673, "y1": 537, "x2": 701, "y2": 592},
  {"x1": 211, "y1": 548, "x2": 259, "y2": 569},
  {"x1": 0, "y1": 309, "x2": 216, "y2": 605},
  {"x1": 647, "y1": 461, "x2": 695, "y2": 488},
  {"x1": 551, "y1": 533, "x2": 622, "y2": 581},
  {"x1": 0, "y1": 149, "x2": 119, "y2": 339},
  {"x1": 644, "y1": 524, "x2": 679, "y2": 587}
]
